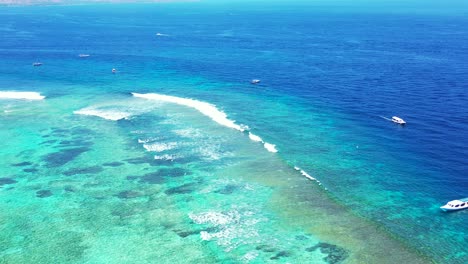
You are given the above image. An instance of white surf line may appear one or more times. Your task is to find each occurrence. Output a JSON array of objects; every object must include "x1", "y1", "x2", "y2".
[
  {"x1": 294, "y1": 166, "x2": 323, "y2": 187},
  {"x1": 132, "y1": 92, "x2": 279, "y2": 153},
  {"x1": 0, "y1": 91, "x2": 45, "y2": 100}
]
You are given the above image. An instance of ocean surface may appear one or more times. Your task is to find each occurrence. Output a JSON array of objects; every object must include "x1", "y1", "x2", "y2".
[{"x1": 1, "y1": 1, "x2": 467, "y2": 263}]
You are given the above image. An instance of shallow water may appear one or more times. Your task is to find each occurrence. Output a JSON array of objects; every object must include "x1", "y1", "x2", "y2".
[{"x1": 1, "y1": 2, "x2": 468, "y2": 263}]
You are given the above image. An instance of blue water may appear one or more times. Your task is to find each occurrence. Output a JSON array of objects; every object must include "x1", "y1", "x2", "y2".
[{"x1": 1, "y1": 1, "x2": 468, "y2": 263}]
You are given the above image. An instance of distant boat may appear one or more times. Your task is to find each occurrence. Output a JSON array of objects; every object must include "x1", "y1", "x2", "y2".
[
  {"x1": 251, "y1": 79, "x2": 261, "y2": 84},
  {"x1": 32, "y1": 62, "x2": 43, "y2": 67},
  {"x1": 79, "y1": 54, "x2": 90, "y2": 58},
  {"x1": 440, "y1": 198, "x2": 468, "y2": 212},
  {"x1": 392, "y1": 116, "x2": 406, "y2": 125},
  {"x1": 112, "y1": 68, "x2": 117, "y2": 74}
]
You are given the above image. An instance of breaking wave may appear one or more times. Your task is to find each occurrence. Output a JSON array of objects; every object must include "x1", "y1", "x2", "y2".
[
  {"x1": 131, "y1": 92, "x2": 320, "y2": 186},
  {"x1": 0, "y1": 91, "x2": 45, "y2": 100},
  {"x1": 132, "y1": 92, "x2": 248, "y2": 132},
  {"x1": 132, "y1": 92, "x2": 279, "y2": 153}
]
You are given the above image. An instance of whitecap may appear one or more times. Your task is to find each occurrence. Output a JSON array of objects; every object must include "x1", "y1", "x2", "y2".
[
  {"x1": 189, "y1": 211, "x2": 240, "y2": 226},
  {"x1": 0, "y1": 91, "x2": 45, "y2": 100},
  {"x1": 248, "y1": 132, "x2": 263, "y2": 142},
  {"x1": 74, "y1": 108, "x2": 130, "y2": 121},
  {"x1": 143, "y1": 142, "x2": 177, "y2": 152},
  {"x1": 263, "y1": 142, "x2": 278, "y2": 153},
  {"x1": 294, "y1": 166, "x2": 321, "y2": 185},
  {"x1": 154, "y1": 154, "x2": 179, "y2": 161}
]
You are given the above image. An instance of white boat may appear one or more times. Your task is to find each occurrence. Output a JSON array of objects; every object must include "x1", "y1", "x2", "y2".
[
  {"x1": 79, "y1": 54, "x2": 90, "y2": 58},
  {"x1": 112, "y1": 68, "x2": 117, "y2": 74},
  {"x1": 251, "y1": 79, "x2": 261, "y2": 84},
  {"x1": 392, "y1": 116, "x2": 406, "y2": 125},
  {"x1": 32, "y1": 62, "x2": 43, "y2": 67},
  {"x1": 440, "y1": 198, "x2": 468, "y2": 212}
]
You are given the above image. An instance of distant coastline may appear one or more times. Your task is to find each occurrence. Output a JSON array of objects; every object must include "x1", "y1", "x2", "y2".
[{"x1": 0, "y1": 0, "x2": 197, "y2": 6}]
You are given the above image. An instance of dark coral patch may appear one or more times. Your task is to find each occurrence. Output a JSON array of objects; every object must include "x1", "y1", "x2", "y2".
[
  {"x1": 126, "y1": 175, "x2": 140, "y2": 181},
  {"x1": 117, "y1": 190, "x2": 143, "y2": 199},
  {"x1": 12, "y1": 161, "x2": 33, "y2": 167},
  {"x1": 270, "y1": 251, "x2": 291, "y2": 260},
  {"x1": 175, "y1": 227, "x2": 218, "y2": 238},
  {"x1": 44, "y1": 147, "x2": 90, "y2": 167},
  {"x1": 36, "y1": 189, "x2": 53, "y2": 198},
  {"x1": 63, "y1": 166, "x2": 103, "y2": 176},
  {"x1": 103, "y1": 162, "x2": 124, "y2": 167},
  {"x1": 158, "y1": 168, "x2": 189, "y2": 177},
  {"x1": 295, "y1": 235, "x2": 309, "y2": 241},
  {"x1": 256, "y1": 245, "x2": 276, "y2": 253},
  {"x1": 139, "y1": 172, "x2": 165, "y2": 184},
  {"x1": 71, "y1": 128, "x2": 94, "y2": 135},
  {"x1": 215, "y1": 184, "x2": 239, "y2": 195},
  {"x1": 0, "y1": 177, "x2": 17, "y2": 186},
  {"x1": 64, "y1": 185, "x2": 77, "y2": 192},
  {"x1": 23, "y1": 168, "x2": 38, "y2": 173},
  {"x1": 40, "y1": 139, "x2": 58, "y2": 145},
  {"x1": 124, "y1": 157, "x2": 148, "y2": 165},
  {"x1": 306, "y1": 243, "x2": 349, "y2": 264},
  {"x1": 165, "y1": 183, "x2": 196, "y2": 195}
]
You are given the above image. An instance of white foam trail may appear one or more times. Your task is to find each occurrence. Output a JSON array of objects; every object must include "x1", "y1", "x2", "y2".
[
  {"x1": 74, "y1": 109, "x2": 130, "y2": 121},
  {"x1": 294, "y1": 166, "x2": 321, "y2": 185},
  {"x1": 248, "y1": 132, "x2": 262, "y2": 142},
  {"x1": 0, "y1": 91, "x2": 45, "y2": 100},
  {"x1": 132, "y1": 92, "x2": 247, "y2": 132},
  {"x1": 379, "y1": 115, "x2": 393, "y2": 121},
  {"x1": 156, "y1": 32, "x2": 169, "y2": 36}
]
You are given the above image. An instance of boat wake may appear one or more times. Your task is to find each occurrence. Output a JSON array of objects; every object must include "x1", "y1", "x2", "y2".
[{"x1": 379, "y1": 115, "x2": 393, "y2": 122}]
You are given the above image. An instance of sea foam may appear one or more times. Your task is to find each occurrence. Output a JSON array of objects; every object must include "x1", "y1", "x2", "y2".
[
  {"x1": 74, "y1": 108, "x2": 131, "y2": 121},
  {"x1": 0, "y1": 91, "x2": 45, "y2": 100}
]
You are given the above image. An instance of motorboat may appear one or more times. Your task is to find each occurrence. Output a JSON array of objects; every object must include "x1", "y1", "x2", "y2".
[
  {"x1": 440, "y1": 198, "x2": 468, "y2": 212},
  {"x1": 112, "y1": 68, "x2": 117, "y2": 74},
  {"x1": 79, "y1": 54, "x2": 90, "y2": 58},
  {"x1": 251, "y1": 79, "x2": 261, "y2": 84},
  {"x1": 32, "y1": 62, "x2": 43, "y2": 67},
  {"x1": 392, "y1": 116, "x2": 406, "y2": 125}
]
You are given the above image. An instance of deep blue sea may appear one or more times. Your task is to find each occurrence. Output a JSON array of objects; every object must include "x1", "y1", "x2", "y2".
[{"x1": 1, "y1": 1, "x2": 467, "y2": 263}]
